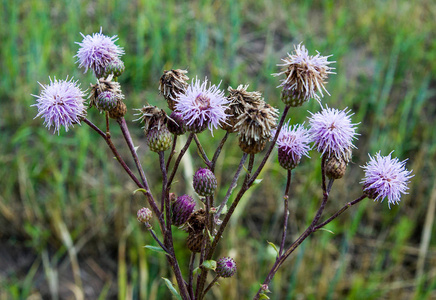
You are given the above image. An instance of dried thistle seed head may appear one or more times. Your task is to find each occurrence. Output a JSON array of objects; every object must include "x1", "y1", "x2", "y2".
[
  {"x1": 159, "y1": 69, "x2": 189, "y2": 110},
  {"x1": 186, "y1": 232, "x2": 204, "y2": 253},
  {"x1": 235, "y1": 101, "x2": 279, "y2": 154},
  {"x1": 185, "y1": 209, "x2": 207, "y2": 233},
  {"x1": 108, "y1": 101, "x2": 127, "y2": 119},
  {"x1": 89, "y1": 74, "x2": 124, "y2": 110},
  {"x1": 274, "y1": 43, "x2": 335, "y2": 105},
  {"x1": 136, "y1": 105, "x2": 168, "y2": 132},
  {"x1": 222, "y1": 85, "x2": 264, "y2": 132}
]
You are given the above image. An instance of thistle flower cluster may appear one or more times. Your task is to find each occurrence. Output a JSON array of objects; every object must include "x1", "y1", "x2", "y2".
[{"x1": 31, "y1": 30, "x2": 414, "y2": 300}]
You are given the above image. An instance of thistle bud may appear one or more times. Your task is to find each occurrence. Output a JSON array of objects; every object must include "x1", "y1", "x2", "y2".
[
  {"x1": 193, "y1": 168, "x2": 217, "y2": 197},
  {"x1": 96, "y1": 91, "x2": 118, "y2": 111},
  {"x1": 137, "y1": 207, "x2": 152, "y2": 224},
  {"x1": 171, "y1": 195, "x2": 196, "y2": 226},
  {"x1": 146, "y1": 126, "x2": 173, "y2": 152},
  {"x1": 103, "y1": 58, "x2": 125, "y2": 78},
  {"x1": 216, "y1": 257, "x2": 237, "y2": 278}
]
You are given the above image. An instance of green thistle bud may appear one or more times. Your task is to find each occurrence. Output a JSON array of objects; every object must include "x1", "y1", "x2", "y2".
[
  {"x1": 103, "y1": 58, "x2": 125, "y2": 78},
  {"x1": 146, "y1": 126, "x2": 173, "y2": 152},
  {"x1": 96, "y1": 91, "x2": 118, "y2": 111},
  {"x1": 216, "y1": 257, "x2": 237, "y2": 278}
]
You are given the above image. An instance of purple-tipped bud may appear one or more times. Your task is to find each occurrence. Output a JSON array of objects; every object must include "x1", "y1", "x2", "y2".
[
  {"x1": 103, "y1": 58, "x2": 125, "y2": 78},
  {"x1": 172, "y1": 195, "x2": 196, "y2": 226},
  {"x1": 146, "y1": 126, "x2": 173, "y2": 152},
  {"x1": 168, "y1": 111, "x2": 187, "y2": 135},
  {"x1": 193, "y1": 168, "x2": 217, "y2": 196},
  {"x1": 216, "y1": 257, "x2": 237, "y2": 278},
  {"x1": 137, "y1": 207, "x2": 152, "y2": 224},
  {"x1": 96, "y1": 91, "x2": 118, "y2": 111}
]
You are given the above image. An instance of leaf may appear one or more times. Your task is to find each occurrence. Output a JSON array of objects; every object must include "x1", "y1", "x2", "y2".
[
  {"x1": 193, "y1": 267, "x2": 200, "y2": 276},
  {"x1": 252, "y1": 178, "x2": 263, "y2": 185},
  {"x1": 202, "y1": 260, "x2": 217, "y2": 270},
  {"x1": 259, "y1": 293, "x2": 270, "y2": 300},
  {"x1": 162, "y1": 277, "x2": 182, "y2": 300},
  {"x1": 133, "y1": 188, "x2": 148, "y2": 194},
  {"x1": 267, "y1": 241, "x2": 279, "y2": 257},
  {"x1": 144, "y1": 245, "x2": 167, "y2": 255},
  {"x1": 318, "y1": 227, "x2": 335, "y2": 234}
]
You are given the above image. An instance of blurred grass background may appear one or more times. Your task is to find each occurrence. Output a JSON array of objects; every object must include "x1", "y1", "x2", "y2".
[{"x1": 1, "y1": 0, "x2": 435, "y2": 299}]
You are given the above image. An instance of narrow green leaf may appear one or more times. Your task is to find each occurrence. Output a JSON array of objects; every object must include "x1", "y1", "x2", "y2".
[
  {"x1": 133, "y1": 188, "x2": 148, "y2": 194},
  {"x1": 193, "y1": 267, "x2": 200, "y2": 276},
  {"x1": 318, "y1": 228, "x2": 335, "y2": 234},
  {"x1": 253, "y1": 178, "x2": 263, "y2": 185},
  {"x1": 162, "y1": 277, "x2": 182, "y2": 300},
  {"x1": 144, "y1": 245, "x2": 167, "y2": 255},
  {"x1": 259, "y1": 293, "x2": 270, "y2": 300},
  {"x1": 267, "y1": 241, "x2": 279, "y2": 257}
]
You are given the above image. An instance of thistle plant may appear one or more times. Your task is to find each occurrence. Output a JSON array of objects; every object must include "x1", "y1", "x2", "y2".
[{"x1": 32, "y1": 29, "x2": 413, "y2": 299}]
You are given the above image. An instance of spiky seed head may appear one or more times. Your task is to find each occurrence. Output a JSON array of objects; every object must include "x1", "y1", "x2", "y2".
[
  {"x1": 216, "y1": 257, "x2": 237, "y2": 278},
  {"x1": 273, "y1": 43, "x2": 335, "y2": 105},
  {"x1": 146, "y1": 126, "x2": 173, "y2": 152},
  {"x1": 193, "y1": 168, "x2": 217, "y2": 197},
  {"x1": 185, "y1": 209, "x2": 207, "y2": 233},
  {"x1": 135, "y1": 105, "x2": 168, "y2": 132},
  {"x1": 235, "y1": 101, "x2": 279, "y2": 154},
  {"x1": 167, "y1": 111, "x2": 187, "y2": 135},
  {"x1": 171, "y1": 195, "x2": 196, "y2": 226},
  {"x1": 222, "y1": 85, "x2": 263, "y2": 132},
  {"x1": 159, "y1": 69, "x2": 189, "y2": 110}
]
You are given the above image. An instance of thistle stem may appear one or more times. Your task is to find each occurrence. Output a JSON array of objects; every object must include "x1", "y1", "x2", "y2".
[
  {"x1": 202, "y1": 275, "x2": 220, "y2": 299},
  {"x1": 211, "y1": 131, "x2": 229, "y2": 172},
  {"x1": 279, "y1": 170, "x2": 292, "y2": 255},
  {"x1": 194, "y1": 134, "x2": 211, "y2": 168}
]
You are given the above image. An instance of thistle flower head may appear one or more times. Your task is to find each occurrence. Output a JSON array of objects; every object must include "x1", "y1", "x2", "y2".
[
  {"x1": 32, "y1": 77, "x2": 86, "y2": 134},
  {"x1": 135, "y1": 105, "x2": 168, "y2": 132},
  {"x1": 222, "y1": 84, "x2": 264, "y2": 132},
  {"x1": 75, "y1": 28, "x2": 124, "y2": 77},
  {"x1": 216, "y1": 257, "x2": 237, "y2": 278},
  {"x1": 193, "y1": 168, "x2": 217, "y2": 197},
  {"x1": 137, "y1": 207, "x2": 153, "y2": 224},
  {"x1": 89, "y1": 75, "x2": 124, "y2": 111},
  {"x1": 308, "y1": 106, "x2": 358, "y2": 159},
  {"x1": 361, "y1": 151, "x2": 413, "y2": 207},
  {"x1": 274, "y1": 43, "x2": 335, "y2": 105},
  {"x1": 235, "y1": 101, "x2": 279, "y2": 154},
  {"x1": 171, "y1": 194, "x2": 196, "y2": 226},
  {"x1": 274, "y1": 122, "x2": 311, "y2": 169},
  {"x1": 159, "y1": 69, "x2": 189, "y2": 110},
  {"x1": 175, "y1": 77, "x2": 229, "y2": 134}
]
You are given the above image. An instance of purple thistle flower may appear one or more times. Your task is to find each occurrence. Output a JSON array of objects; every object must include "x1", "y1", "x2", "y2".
[
  {"x1": 216, "y1": 257, "x2": 237, "y2": 278},
  {"x1": 274, "y1": 122, "x2": 311, "y2": 169},
  {"x1": 75, "y1": 28, "x2": 124, "y2": 77},
  {"x1": 32, "y1": 77, "x2": 86, "y2": 134},
  {"x1": 308, "y1": 106, "x2": 358, "y2": 159},
  {"x1": 361, "y1": 151, "x2": 413, "y2": 207},
  {"x1": 175, "y1": 77, "x2": 229, "y2": 134}
]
